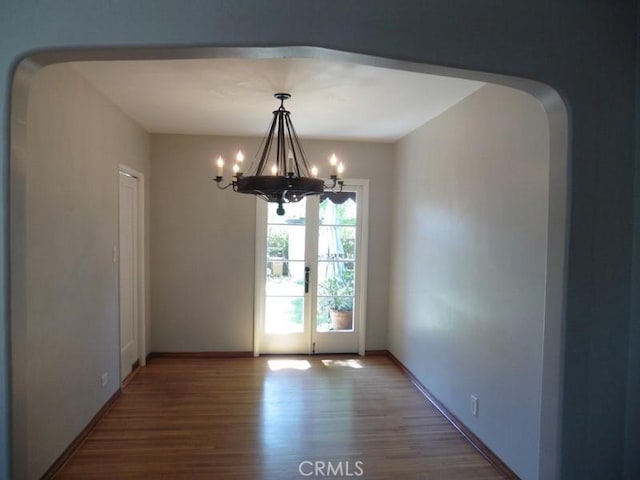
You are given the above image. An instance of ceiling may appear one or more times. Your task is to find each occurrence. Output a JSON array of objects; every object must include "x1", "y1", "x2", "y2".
[{"x1": 72, "y1": 58, "x2": 484, "y2": 143}]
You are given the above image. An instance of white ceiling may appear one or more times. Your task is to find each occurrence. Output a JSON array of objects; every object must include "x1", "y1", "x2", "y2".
[{"x1": 72, "y1": 58, "x2": 484, "y2": 143}]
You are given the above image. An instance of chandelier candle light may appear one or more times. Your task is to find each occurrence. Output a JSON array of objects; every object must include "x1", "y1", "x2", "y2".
[{"x1": 214, "y1": 93, "x2": 344, "y2": 215}]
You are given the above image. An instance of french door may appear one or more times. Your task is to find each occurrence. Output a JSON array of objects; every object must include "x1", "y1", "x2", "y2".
[{"x1": 254, "y1": 181, "x2": 368, "y2": 355}]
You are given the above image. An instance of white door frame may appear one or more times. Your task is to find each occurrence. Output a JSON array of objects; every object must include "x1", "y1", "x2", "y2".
[
  {"x1": 355, "y1": 180, "x2": 369, "y2": 357},
  {"x1": 254, "y1": 199, "x2": 267, "y2": 357},
  {"x1": 119, "y1": 165, "x2": 147, "y2": 375},
  {"x1": 253, "y1": 179, "x2": 369, "y2": 356}
]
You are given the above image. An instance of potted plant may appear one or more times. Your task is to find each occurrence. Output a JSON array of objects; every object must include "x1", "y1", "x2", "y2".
[{"x1": 320, "y1": 270, "x2": 354, "y2": 330}]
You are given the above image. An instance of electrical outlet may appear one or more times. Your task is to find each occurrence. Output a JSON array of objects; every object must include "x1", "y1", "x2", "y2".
[
  {"x1": 101, "y1": 373, "x2": 108, "y2": 388},
  {"x1": 471, "y1": 395, "x2": 478, "y2": 416}
]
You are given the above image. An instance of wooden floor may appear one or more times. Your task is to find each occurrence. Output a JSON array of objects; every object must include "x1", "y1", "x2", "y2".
[{"x1": 56, "y1": 356, "x2": 506, "y2": 479}]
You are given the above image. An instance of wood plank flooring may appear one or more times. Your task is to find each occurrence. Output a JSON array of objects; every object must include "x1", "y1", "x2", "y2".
[{"x1": 56, "y1": 356, "x2": 506, "y2": 479}]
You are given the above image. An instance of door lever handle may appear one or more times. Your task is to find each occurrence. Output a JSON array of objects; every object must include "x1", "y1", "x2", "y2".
[{"x1": 304, "y1": 267, "x2": 310, "y2": 294}]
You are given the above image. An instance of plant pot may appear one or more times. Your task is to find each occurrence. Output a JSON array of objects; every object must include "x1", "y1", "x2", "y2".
[{"x1": 330, "y1": 309, "x2": 353, "y2": 330}]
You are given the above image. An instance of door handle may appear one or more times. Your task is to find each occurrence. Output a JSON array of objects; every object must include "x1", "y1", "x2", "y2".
[{"x1": 305, "y1": 267, "x2": 310, "y2": 294}]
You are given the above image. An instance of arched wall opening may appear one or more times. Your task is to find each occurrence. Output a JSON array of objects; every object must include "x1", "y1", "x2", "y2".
[{"x1": 9, "y1": 46, "x2": 568, "y2": 480}]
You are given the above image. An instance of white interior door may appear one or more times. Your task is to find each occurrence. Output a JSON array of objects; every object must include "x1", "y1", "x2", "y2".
[
  {"x1": 254, "y1": 181, "x2": 368, "y2": 355},
  {"x1": 119, "y1": 172, "x2": 138, "y2": 380}
]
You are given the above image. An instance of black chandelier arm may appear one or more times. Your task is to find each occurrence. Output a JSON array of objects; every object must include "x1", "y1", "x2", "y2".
[
  {"x1": 283, "y1": 113, "x2": 302, "y2": 177},
  {"x1": 286, "y1": 113, "x2": 313, "y2": 176},
  {"x1": 254, "y1": 112, "x2": 279, "y2": 175},
  {"x1": 214, "y1": 177, "x2": 236, "y2": 190},
  {"x1": 276, "y1": 108, "x2": 286, "y2": 172}
]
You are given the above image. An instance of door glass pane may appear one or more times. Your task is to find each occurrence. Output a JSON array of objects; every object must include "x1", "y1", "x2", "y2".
[
  {"x1": 265, "y1": 199, "x2": 306, "y2": 334},
  {"x1": 265, "y1": 297, "x2": 304, "y2": 333},
  {"x1": 320, "y1": 192, "x2": 356, "y2": 226},
  {"x1": 316, "y1": 193, "x2": 357, "y2": 332},
  {"x1": 266, "y1": 260, "x2": 305, "y2": 296},
  {"x1": 318, "y1": 226, "x2": 356, "y2": 261},
  {"x1": 268, "y1": 225, "x2": 305, "y2": 261}
]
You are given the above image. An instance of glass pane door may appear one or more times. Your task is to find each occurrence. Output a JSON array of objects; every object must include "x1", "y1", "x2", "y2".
[
  {"x1": 316, "y1": 194, "x2": 356, "y2": 331},
  {"x1": 312, "y1": 191, "x2": 360, "y2": 353},
  {"x1": 260, "y1": 199, "x2": 310, "y2": 353}
]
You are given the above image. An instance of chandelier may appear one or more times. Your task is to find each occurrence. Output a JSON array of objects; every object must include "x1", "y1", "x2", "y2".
[{"x1": 214, "y1": 93, "x2": 344, "y2": 215}]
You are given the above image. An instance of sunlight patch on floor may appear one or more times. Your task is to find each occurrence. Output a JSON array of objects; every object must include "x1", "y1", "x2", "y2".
[
  {"x1": 321, "y1": 359, "x2": 363, "y2": 369},
  {"x1": 267, "y1": 359, "x2": 312, "y2": 371}
]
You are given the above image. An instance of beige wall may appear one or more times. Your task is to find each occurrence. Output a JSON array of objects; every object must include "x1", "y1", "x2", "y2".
[
  {"x1": 11, "y1": 64, "x2": 150, "y2": 479},
  {"x1": 390, "y1": 84, "x2": 549, "y2": 479},
  {"x1": 150, "y1": 134, "x2": 393, "y2": 352}
]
